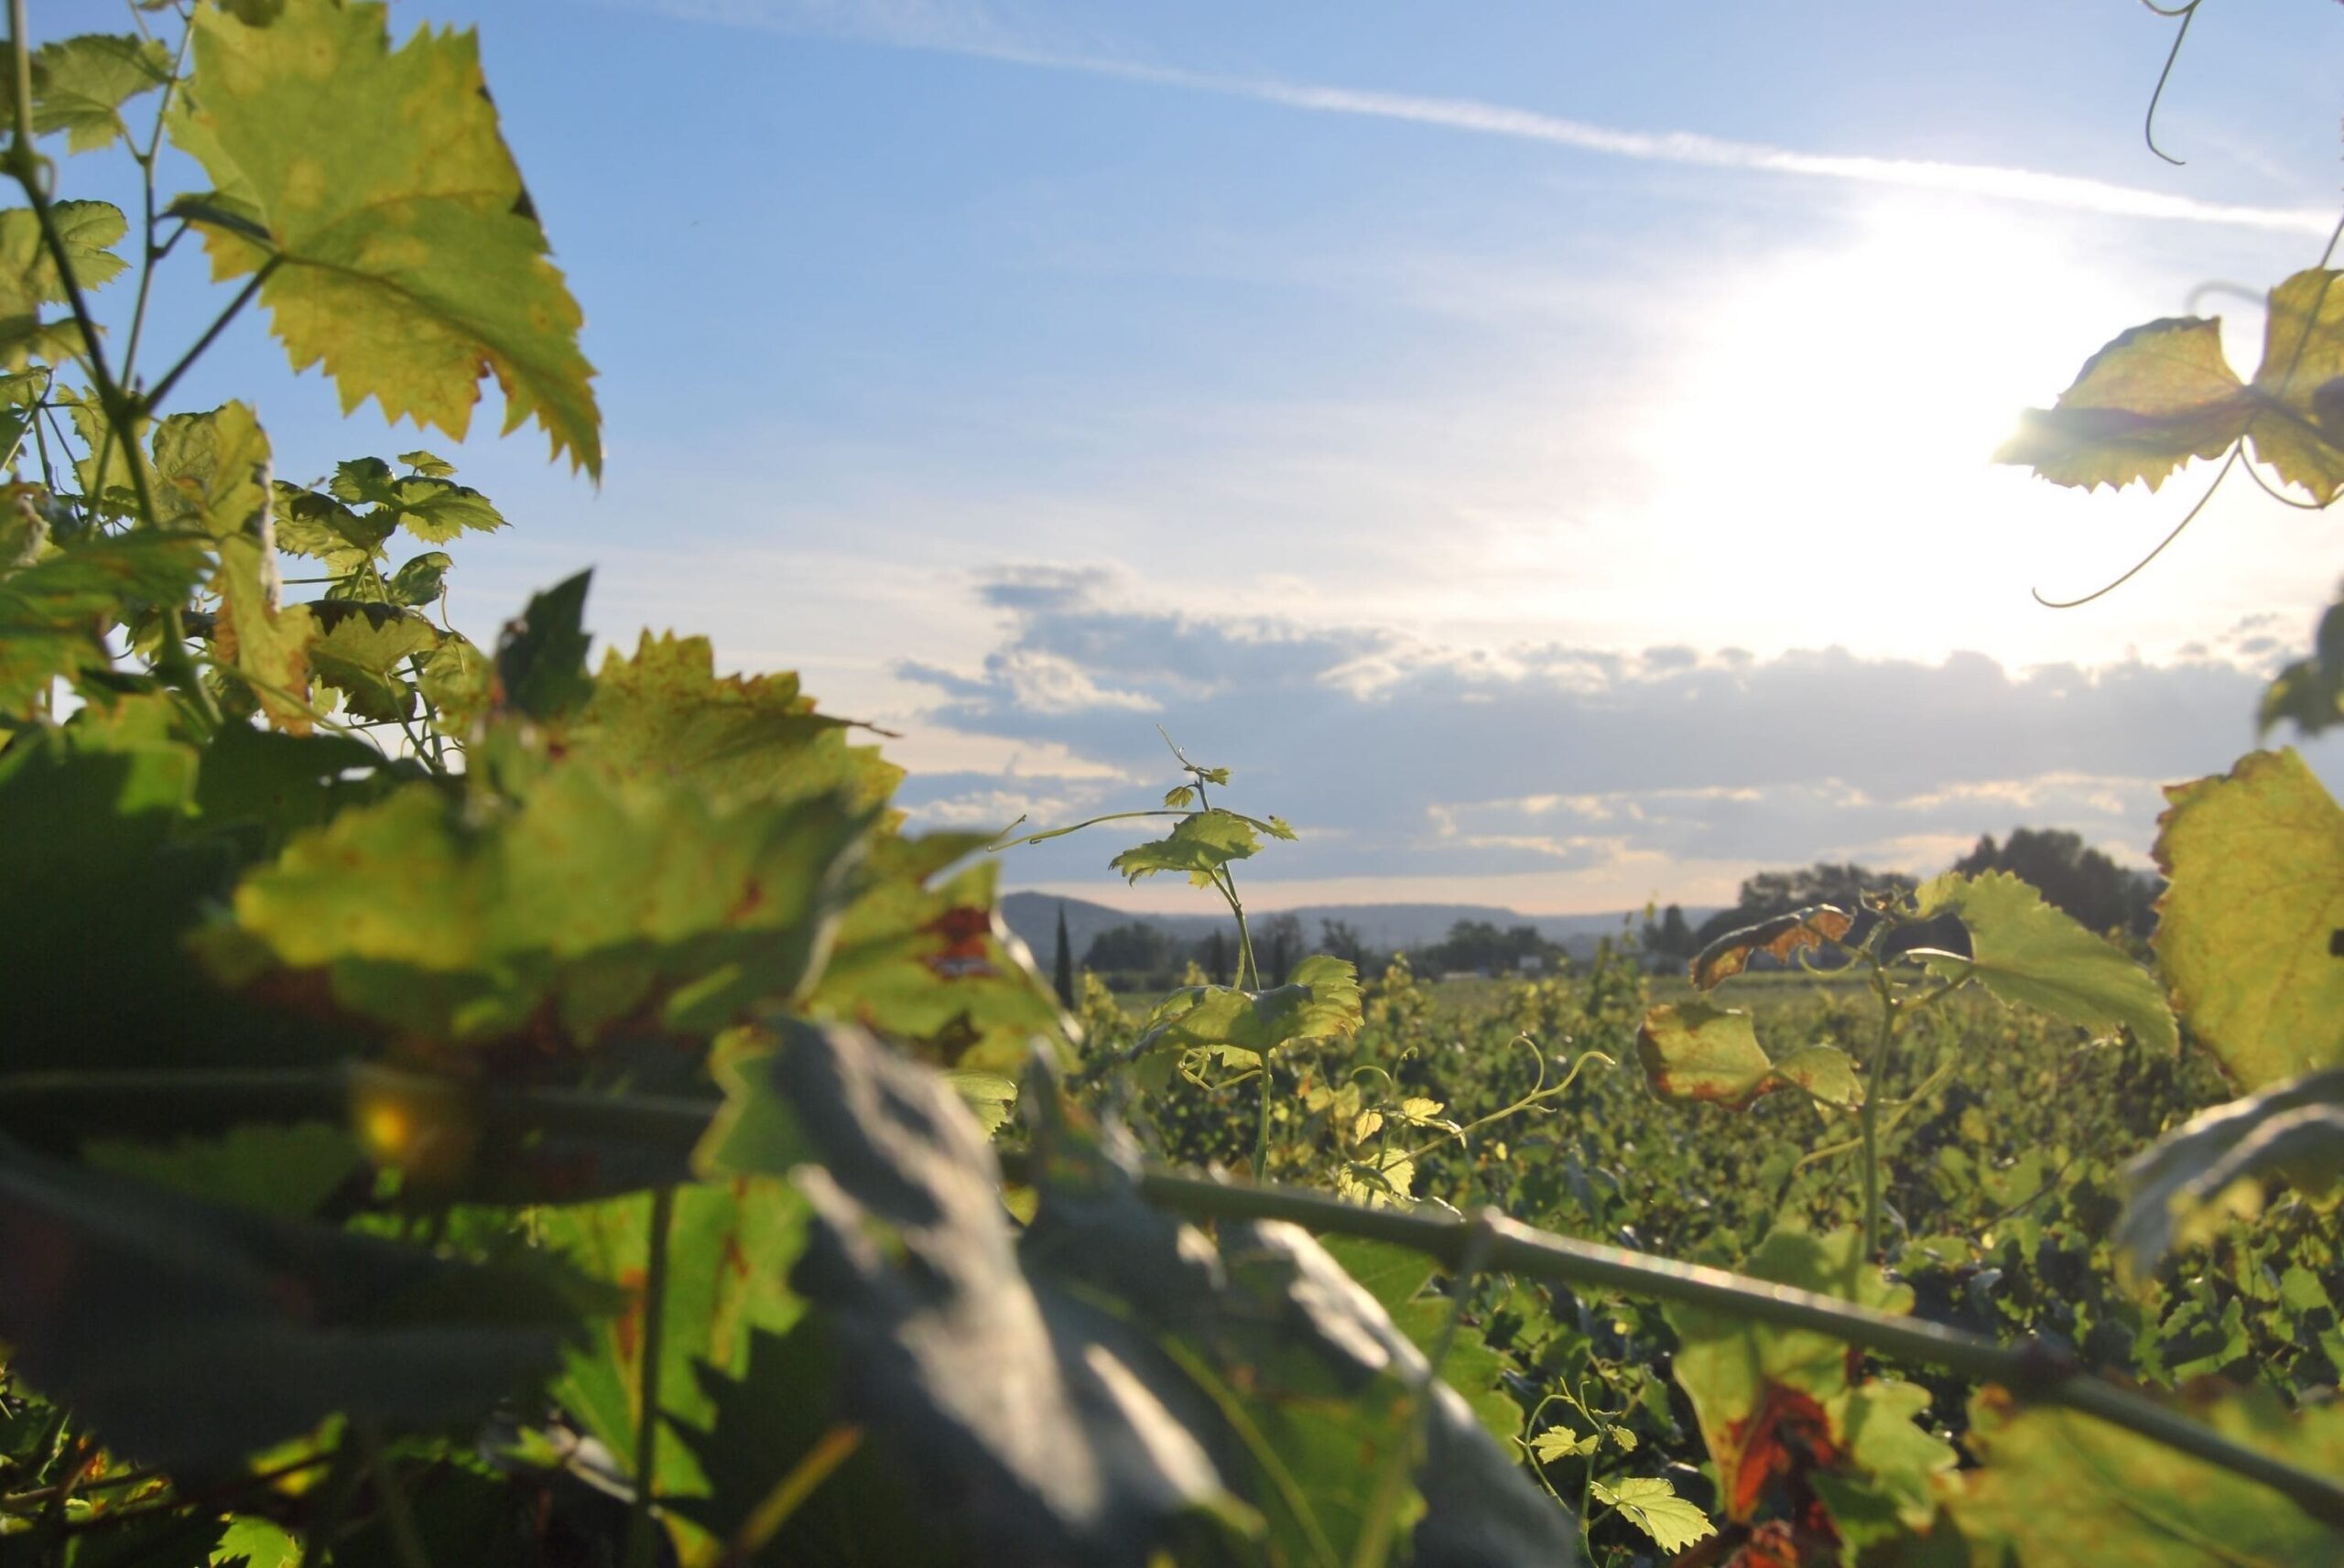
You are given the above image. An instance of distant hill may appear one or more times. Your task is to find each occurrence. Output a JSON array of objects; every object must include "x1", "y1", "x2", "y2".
[{"x1": 999, "y1": 892, "x2": 1715, "y2": 966}]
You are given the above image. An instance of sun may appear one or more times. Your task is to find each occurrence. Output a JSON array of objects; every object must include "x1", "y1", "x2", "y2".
[{"x1": 1622, "y1": 196, "x2": 2197, "y2": 663}]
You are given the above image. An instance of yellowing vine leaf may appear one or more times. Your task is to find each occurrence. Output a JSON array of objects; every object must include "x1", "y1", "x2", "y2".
[
  {"x1": 1945, "y1": 1385, "x2": 2344, "y2": 1565},
  {"x1": 173, "y1": 0, "x2": 602, "y2": 477},
  {"x1": 2154, "y1": 749, "x2": 2344, "y2": 1088},
  {"x1": 1111, "y1": 807, "x2": 1264, "y2": 887},
  {"x1": 1998, "y1": 270, "x2": 2344, "y2": 501},
  {"x1": 1911, "y1": 871, "x2": 2177, "y2": 1053},
  {"x1": 1636, "y1": 1001, "x2": 1860, "y2": 1110},
  {"x1": 1690, "y1": 904, "x2": 1852, "y2": 989}
]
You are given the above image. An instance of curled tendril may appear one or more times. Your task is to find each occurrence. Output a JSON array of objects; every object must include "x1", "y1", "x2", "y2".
[
  {"x1": 2033, "y1": 447, "x2": 2240, "y2": 610},
  {"x1": 2139, "y1": 0, "x2": 2201, "y2": 165}
]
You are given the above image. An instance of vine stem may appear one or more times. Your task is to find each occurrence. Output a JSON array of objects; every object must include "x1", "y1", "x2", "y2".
[
  {"x1": 16, "y1": 1065, "x2": 2344, "y2": 1529},
  {"x1": 623, "y1": 1184, "x2": 677, "y2": 1568},
  {"x1": 1, "y1": 0, "x2": 216, "y2": 729}
]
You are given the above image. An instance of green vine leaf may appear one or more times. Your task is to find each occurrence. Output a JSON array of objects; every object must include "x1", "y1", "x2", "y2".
[
  {"x1": 1635, "y1": 1001, "x2": 1860, "y2": 1110},
  {"x1": 1134, "y1": 954, "x2": 1364, "y2": 1071},
  {"x1": 172, "y1": 0, "x2": 602, "y2": 476},
  {"x1": 0, "y1": 200, "x2": 127, "y2": 370},
  {"x1": 2261, "y1": 589, "x2": 2344, "y2": 738},
  {"x1": 328, "y1": 454, "x2": 506, "y2": 543},
  {"x1": 2154, "y1": 749, "x2": 2344, "y2": 1088},
  {"x1": 0, "y1": 532, "x2": 209, "y2": 712},
  {"x1": 1997, "y1": 270, "x2": 2344, "y2": 501},
  {"x1": 1110, "y1": 806, "x2": 1264, "y2": 887},
  {"x1": 1909, "y1": 871, "x2": 2177, "y2": 1053},
  {"x1": 220, "y1": 764, "x2": 872, "y2": 1044},
  {"x1": 1590, "y1": 1476, "x2": 1715, "y2": 1556},
  {"x1": 307, "y1": 600, "x2": 439, "y2": 721},
  {"x1": 0, "y1": 34, "x2": 171, "y2": 155}
]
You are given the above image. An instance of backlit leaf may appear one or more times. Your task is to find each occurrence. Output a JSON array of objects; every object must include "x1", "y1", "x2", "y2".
[
  {"x1": 2153, "y1": 749, "x2": 2344, "y2": 1087},
  {"x1": 1911, "y1": 870, "x2": 2177, "y2": 1053},
  {"x1": 307, "y1": 600, "x2": 439, "y2": 720},
  {"x1": 1134, "y1": 954, "x2": 1364, "y2": 1070},
  {"x1": 494, "y1": 569, "x2": 593, "y2": 721},
  {"x1": 1590, "y1": 1476, "x2": 1715, "y2": 1555},
  {"x1": 0, "y1": 200, "x2": 126, "y2": 369},
  {"x1": 1690, "y1": 904, "x2": 1852, "y2": 989},
  {"x1": 174, "y1": 0, "x2": 602, "y2": 475},
  {"x1": 0, "y1": 33, "x2": 171, "y2": 154},
  {"x1": 222, "y1": 764, "x2": 870, "y2": 1044},
  {"x1": 1669, "y1": 1226, "x2": 1953, "y2": 1535},
  {"x1": 1945, "y1": 1384, "x2": 2344, "y2": 1565},
  {"x1": 2243, "y1": 268, "x2": 2344, "y2": 503},
  {"x1": 1636, "y1": 1001, "x2": 1860, "y2": 1110},
  {"x1": 1995, "y1": 316, "x2": 2251, "y2": 492},
  {"x1": 1111, "y1": 807, "x2": 1262, "y2": 887},
  {"x1": 0, "y1": 532, "x2": 208, "y2": 711}
]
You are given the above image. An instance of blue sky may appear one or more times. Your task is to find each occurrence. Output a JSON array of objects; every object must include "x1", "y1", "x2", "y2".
[{"x1": 59, "y1": 0, "x2": 2344, "y2": 910}]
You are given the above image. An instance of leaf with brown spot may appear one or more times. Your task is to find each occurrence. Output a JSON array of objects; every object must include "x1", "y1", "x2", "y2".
[
  {"x1": 1691, "y1": 905, "x2": 1854, "y2": 989},
  {"x1": 1637, "y1": 1002, "x2": 1861, "y2": 1111}
]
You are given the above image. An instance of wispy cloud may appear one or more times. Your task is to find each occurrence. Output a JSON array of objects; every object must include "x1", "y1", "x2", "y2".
[{"x1": 632, "y1": 0, "x2": 2337, "y2": 234}]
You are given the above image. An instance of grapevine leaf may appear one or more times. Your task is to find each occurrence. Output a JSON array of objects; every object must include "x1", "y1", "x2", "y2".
[
  {"x1": 307, "y1": 600, "x2": 439, "y2": 721},
  {"x1": 2243, "y1": 268, "x2": 2344, "y2": 503},
  {"x1": 556, "y1": 631, "x2": 898, "y2": 814},
  {"x1": 1635, "y1": 1002, "x2": 1860, "y2": 1110},
  {"x1": 1320, "y1": 1234, "x2": 1523, "y2": 1443},
  {"x1": 222, "y1": 764, "x2": 872, "y2": 1044},
  {"x1": 1668, "y1": 1225, "x2": 1953, "y2": 1531},
  {"x1": 0, "y1": 532, "x2": 209, "y2": 711},
  {"x1": 2260, "y1": 589, "x2": 2344, "y2": 738},
  {"x1": 1945, "y1": 1384, "x2": 2344, "y2": 1565},
  {"x1": 494, "y1": 569, "x2": 593, "y2": 721},
  {"x1": 212, "y1": 534, "x2": 316, "y2": 733},
  {"x1": 755, "y1": 1022, "x2": 1578, "y2": 1567},
  {"x1": 0, "y1": 200, "x2": 126, "y2": 369},
  {"x1": 2116, "y1": 1068, "x2": 2344, "y2": 1281},
  {"x1": 1689, "y1": 904, "x2": 1852, "y2": 989},
  {"x1": 1134, "y1": 954, "x2": 1364, "y2": 1070},
  {"x1": 174, "y1": 0, "x2": 602, "y2": 476},
  {"x1": 666, "y1": 1317, "x2": 957, "y2": 1567},
  {"x1": 1111, "y1": 807, "x2": 1261, "y2": 887},
  {"x1": 328, "y1": 454, "x2": 507, "y2": 542},
  {"x1": 0, "y1": 34, "x2": 171, "y2": 154},
  {"x1": 803, "y1": 832, "x2": 1066, "y2": 1073},
  {"x1": 538, "y1": 1180, "x2": 810, "y2": 1503},
  {"x1": 273, "y1": 482, "x2": 393, "y2": 572},
  {"x1": 1532, "y1": 1429, "x2": 1599, "y2": 1462},
  {"x1": 81, "y1": 1121, "x2": 360, "y2": 1219},
  {"x1": 1590, "y1": 1476, "x2": 1716, "y2": 1555},
  {"x1": 385, "y1": 550, "x2": 452, "y2": 605},
  {"x1": 149, "y1": 401, "x2": 270, "y2": 537},
  {"x1": 1910, "y1": 870, "x2": 2177, "y2": 1053},
  {"x1": 418, "y1": 630, "x2": 489, "y2": 731},
  {"x1": 2153, "y1": 749, "x2": 2344, "y2": 1087},
  {"x1": 1995, "y1": 316, "x2": 2252, "y2": 492},
  {"x1": 0, "y1": 1137, "x2": 587, "y2": 1467}
]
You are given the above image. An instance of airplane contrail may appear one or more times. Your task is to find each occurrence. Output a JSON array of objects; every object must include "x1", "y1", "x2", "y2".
[{"x1": 641, "y1": 1, "x2": 2339, "y2": 236}]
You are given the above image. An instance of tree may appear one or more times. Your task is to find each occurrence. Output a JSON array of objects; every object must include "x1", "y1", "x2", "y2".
[
  {"x1": 1259, "y1": 913, "x2": 1305, "y2": 987},
  {"x1": 1206, "y1": 928, "x2": 1232, "y2": 986},
  {"x1": 1641, "y1": 903, "x2": 1696, "y2": 960},
  {"x1": 1052, "y1": 903, "x2": 1076, "y2": 1008},
  {"x1": 1083, "y1": 922, "x2": 1174, "y2": 975},
  {"x1": 1953, "y1": 828, "x2": 2158, "y2": 937}
]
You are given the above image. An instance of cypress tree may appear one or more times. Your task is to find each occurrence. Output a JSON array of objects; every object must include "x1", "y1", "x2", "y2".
[{"x1": 1052, "y1": 902, "x2": 1076, "y2": 1008}]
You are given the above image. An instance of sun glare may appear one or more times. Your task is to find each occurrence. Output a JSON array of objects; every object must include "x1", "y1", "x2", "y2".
[{"x1": 1622, "y1": 198, "x2": 2178, "y2": 663}]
